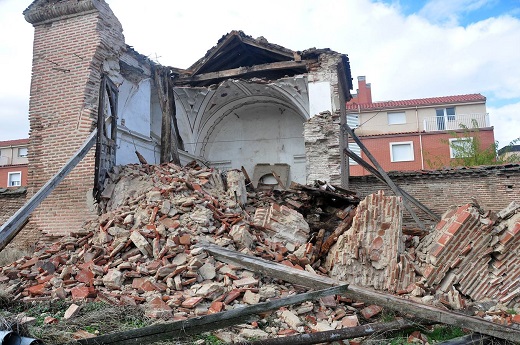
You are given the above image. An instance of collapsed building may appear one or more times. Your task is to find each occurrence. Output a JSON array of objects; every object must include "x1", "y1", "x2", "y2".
[
  {"x1": 2, "y1": 0, "x2": 520, "y2": 343},
  {"x1": 20, "y1": 0, "x2": 353, "y2": 242}
]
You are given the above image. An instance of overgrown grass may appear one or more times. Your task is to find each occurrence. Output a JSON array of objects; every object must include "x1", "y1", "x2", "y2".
[{"x1": 0, "y1": 246, "x2": 32, "y2": 267}]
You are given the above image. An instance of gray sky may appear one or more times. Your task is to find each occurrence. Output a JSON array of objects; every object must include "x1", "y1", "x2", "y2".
[{"x1": 1, "y1": 0, "x2": 519, "y2": 147}]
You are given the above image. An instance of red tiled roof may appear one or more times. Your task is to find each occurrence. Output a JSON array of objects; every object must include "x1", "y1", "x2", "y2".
[
  {"x1": 346, "y1": 94, "x2": 486, "y2": 111},
  {"x1": 0, "y1": 138, "x2": 29, "y2": 147}
]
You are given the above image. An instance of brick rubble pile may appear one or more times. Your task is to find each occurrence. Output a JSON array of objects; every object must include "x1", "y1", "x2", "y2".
[{"x1": 1, "y1": 162, "x2": 520, "y2": 340}]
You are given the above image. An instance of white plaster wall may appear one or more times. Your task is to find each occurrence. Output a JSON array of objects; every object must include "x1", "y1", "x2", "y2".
[
  {"x1": 115, "y1": 77, "x2": 160, "y2": 165},
  {"x1": 118, "y1": 79, "x2": 152, "y2": 132},
  {"x1": 308, "y1": 81, "x2": 332, "y2": 117},
  {"x1": 150, "y1": 89, "x2": 162, "y2": 140},
  {"x1": 116, "y1": 130, "x2": 160, "y2": 165},
  {"x1": 205, "y1": 103, "x2": 306, "y2": 183}
]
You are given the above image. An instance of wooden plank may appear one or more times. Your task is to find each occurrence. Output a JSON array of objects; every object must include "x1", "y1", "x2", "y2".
[
  {"x1": 75, "y1": 285, "x2": 348, "y2": 345},
  {"x1": 342, "y1": 125, "x2": 426, "y2": 229},
  {"x1": 436, "y1": 334, "x2": 492, "y2": 345},
  {"x1": 0, "y1": 129, "x2": 98, "y2": 252},
  {"x1": 271, "y1": 170, "x2": 286, "y2": 190},
  {"x1": 198, "y1": 242, "x2": 339, "y2": 290},
  {"x1": 250, "y1": 319, "x2": 416, "y2": 345},
  {"x1": 318, "y1": 207, "x2": 355, "y2": 257},
  {"x1": 344, "y1": 148, "x2": 440, "y2": 222},
  {"x1": 199, "y1": 244, "x2": 520, "y2": 343},
  {"x1": 175, "y1": 60, "x2": 313, "y2": 84}
]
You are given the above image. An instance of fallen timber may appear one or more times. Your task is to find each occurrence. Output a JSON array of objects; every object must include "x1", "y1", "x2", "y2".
[
  {"x1": 198, "y1": 243, "x2": 520, "y2": 343},
  {"x1": 248, "y1": 319, "x2": 417, "y2": 345},
  {"x1": 72, "y1": 285, "x2": 348, "y2": 345}
]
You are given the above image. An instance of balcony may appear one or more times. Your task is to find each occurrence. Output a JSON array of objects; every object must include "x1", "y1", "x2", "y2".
[{"x1": 423, "y1": 113, "x2": 490, "y2": 132}]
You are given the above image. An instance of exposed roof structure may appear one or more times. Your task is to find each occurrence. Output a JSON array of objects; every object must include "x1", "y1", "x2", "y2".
[
  {"x1": 173, "y1": 30, "x2": 353, "y2": 92},
  {"x1": 347, "y1": 94, "x2": 486, "y2": 111}
]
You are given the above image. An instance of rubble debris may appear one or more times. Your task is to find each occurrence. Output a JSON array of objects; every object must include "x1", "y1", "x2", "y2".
[
  {"x1": 326, "y1": 191, "x2": 405, "y2": 292},
  {"x1": 416, "y1": 200, "x2": 520, "y2": 308},
  {"x1": 1, "y1": 161, "x2": 520, "y2": 343}
]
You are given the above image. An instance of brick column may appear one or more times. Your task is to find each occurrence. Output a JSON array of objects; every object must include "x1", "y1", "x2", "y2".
[{"x1": 23, "y1": 0, "x2": 124, "y2": 241}]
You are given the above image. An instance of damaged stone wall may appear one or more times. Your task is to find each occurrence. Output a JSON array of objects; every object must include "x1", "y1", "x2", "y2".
[
  {"x1": 325, "y1": 191, "x2": 405, "y2": 292},
  {"x1": 416, "y1": 201, "x2": 520, "y2": 308},
  {"x1": 304, "y1": 53, "x2": 345, "y2": 185},
  {"x1": 24, "y1": 0, "x2": 125, "y2": 240},
  {"x1": 349, "y1": 165, "x2": 520, "y2": 226},
  {"x1": 304, "y1": 111, "x2": 341, "y2": 185}
]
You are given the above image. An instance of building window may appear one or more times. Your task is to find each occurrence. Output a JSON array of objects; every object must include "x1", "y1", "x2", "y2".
[
  {"x1": 8, "y1": 172, "x2": 22, "y2": 187},
  {"x1": 449, "y1": 137, "x2": 473, "y2": 158},
  {"x1": 348, "y1": 142, "x2": 361, "y2": 165},
  {"x1": 347, "y1": 113, "x2": 359, "y2": 129},
  {"x1": 18, "y1": 147, "x2": 28, "y2": 158},
  {"x1": 436, "y1": 107, "x2": 456, "y2": 130},
  {"x1": 387, "y1": 112, "x2": 406, "y2": 125},
  {"x1": 390, "y1": 142, "x2": 414, "y2": 162}
]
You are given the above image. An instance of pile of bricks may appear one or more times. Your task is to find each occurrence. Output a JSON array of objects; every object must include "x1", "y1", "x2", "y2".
[
  {"x1": 1, "y1": 161, "x2": 519, "y2": 339},
  {"x1": 0, "y1": 163, "x2": 371, "y2": 336},
  {"x1": 415, "y1": 200, "x2": 520, "y2": 310}
]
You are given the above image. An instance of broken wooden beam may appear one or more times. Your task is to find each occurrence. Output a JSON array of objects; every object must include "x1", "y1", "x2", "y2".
[
  {"x1": 344, "y1": 148, "x2": 440, "y2": 222},
  {"x1": 249, "y1": 318, "x2": 416, "y2": 345},
  {"x1": 75, "y1": 285, "x2": 348, "y2": 345},
  {"x1": 198, "y1": 243, "x2": 520, "y2": 343},
  {"x1": 435, "y1": 334, "x2": 493, "y2": 345},
  {"x1": 0, "y1": 129, "x2": 98, "y2": 252},
  {"x1": 174, "y1": 60, "x2": 314, "y2": 84},
  {"x1": 197, "y1": 242, "x2": 339, "y2": 290},
  {"x1": 318, "y1": 207, "x2": 355, "y2": 257},
  {"x1": 342, "y1": 125, "x2": 426, "y2": 229}
]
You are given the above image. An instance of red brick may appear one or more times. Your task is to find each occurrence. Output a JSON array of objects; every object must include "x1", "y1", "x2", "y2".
[
  {"x1": 447, "y1": 222, "x2": 463, "y2": 236},
  {"x1": 181, "y1": 296, "x2": 203, "y2": 308},
  {"x1": 76, "y1": 269, "x2": 94, "y2": 284},
  {"x1": 208, "y1": 301, "x2": 224, "y2": 314},
  {"x1": 361, "y1": 305, "x2": 382, "y2": 319},
  {"x1": 27, "y1": 283, "x2": 47, "y2": 296}
]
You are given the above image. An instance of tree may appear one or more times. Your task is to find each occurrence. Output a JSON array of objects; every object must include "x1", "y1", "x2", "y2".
[{"x1": 425, "y1": 119, "x2": 519, "y2": 169}]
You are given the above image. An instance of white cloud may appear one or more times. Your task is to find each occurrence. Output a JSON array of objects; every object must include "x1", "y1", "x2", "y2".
[
  {"x1": 0, "y1": 0, "x2": 519, "y2": 145},
  {"x1": 418, "y1": 0, "x2": 493, "y2": 25},
  {"x1": 489, "y1": 101, "x2": 520, "y2": 147}
]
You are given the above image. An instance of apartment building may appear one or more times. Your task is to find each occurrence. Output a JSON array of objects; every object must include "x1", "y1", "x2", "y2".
[
  {"x1": 346, "y1": 77, "x2": 495, "y2": 176},
  {"x1": 0, "y1": 139, "x2": 29, "y2": 188}
]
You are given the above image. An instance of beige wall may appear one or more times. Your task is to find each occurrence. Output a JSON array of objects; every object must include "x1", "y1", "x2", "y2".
[
  {"x1": 0, "y1": 145, "x2": 29, "y2": 166},
  {"x1": 353, "y1": 102, "x2": 487, "y2": 136}
]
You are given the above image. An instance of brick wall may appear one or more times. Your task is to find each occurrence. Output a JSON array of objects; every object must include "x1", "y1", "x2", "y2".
[
  {"x1": 23, "y1": 0, "x2": 124, "y2": 241},
  {"x1": 350, "y1": 128, "x2": 495, "y2": 176},
  {"x1": 0, "y1": 188, "x2": 27, "y2": 226},
  {"x1": 349, "y1": 164, "x2": 520, "y2": 225},
  {"x1": 0, "y1": 165, "x2": 28, "y2": 188}
]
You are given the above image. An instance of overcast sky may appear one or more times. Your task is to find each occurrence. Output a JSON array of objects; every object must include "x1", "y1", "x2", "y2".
[{"x1": 0, "y1": 0, "x2": 519, "y2": 147}]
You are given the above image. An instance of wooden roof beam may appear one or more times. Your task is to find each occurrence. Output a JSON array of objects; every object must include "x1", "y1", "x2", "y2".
[{"x1": 174, "y1": 60, "x2": 314, "y2": 84}]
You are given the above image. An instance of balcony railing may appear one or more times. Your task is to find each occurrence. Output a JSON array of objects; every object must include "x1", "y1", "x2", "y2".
[{"x1": 423, "y1": 113, "x2": 490, "y2": 132}]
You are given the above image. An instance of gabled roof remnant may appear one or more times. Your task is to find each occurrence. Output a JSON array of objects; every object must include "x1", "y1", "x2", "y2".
[
  {"x1": 175, "y1": 30, "x2": 352, "y2": 93},
  {"x1": 187, "y1": 30, "x2": 295, "y2": 75},
  {"x1": 347, "y1": 94, "x2": 486, "y2": 111}
]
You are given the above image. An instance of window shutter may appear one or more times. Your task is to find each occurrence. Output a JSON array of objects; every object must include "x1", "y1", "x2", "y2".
[{"x1": 348, "y1": 142, "x2": 361, "y2": 165}]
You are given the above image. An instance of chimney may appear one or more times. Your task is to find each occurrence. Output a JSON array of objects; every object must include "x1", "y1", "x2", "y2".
[{"x1": 356, "y1": 76, "x2": 372, "y2": 104}]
